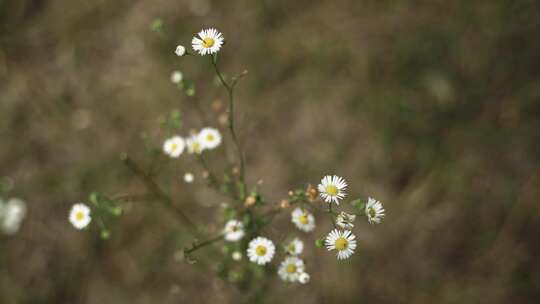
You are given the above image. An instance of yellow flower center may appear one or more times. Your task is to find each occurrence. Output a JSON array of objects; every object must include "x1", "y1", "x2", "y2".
[
  {"x1": 255, "y1": 245, "x2": 267, "y2": 256},
  {"x1": 299, "y1": 214, "x2": 309, "y2": 225},
  {"x1": 368, "y1": 207, "x2": 376, "y2": 218},
  {"x1": 75, "y1": 211, "x2": 85, "y2": 221},
  {"x1": 326, "y1": 185, "x2": 338, "y2": 196},
  {"x1": 286, "y1": 264, "x2": 297, "y2": 274},
  {"x1": 335, "y1": 237, "x2": 348, "y2": 251},
  {"x1": 192, "y1": 142, "x2": 201, "y2": 153},
  {"x1": 203, "y1": 37, "x2": 215, "y2": 48},
  {"x1": 206, "y1": 134, "x2": 214, "y2": 142},
  {"x1": 171, "y1": 143, "x2": 178, "y2": 151}
]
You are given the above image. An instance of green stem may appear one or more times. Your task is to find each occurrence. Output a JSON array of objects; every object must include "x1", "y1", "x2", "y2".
[
  {"x1": 120, "y1": 153, "x2": 201, "y2": 237},
  {"x1": 210, "y1": 55, "x2": 247, "y2": 200},
  {"x1": 184, "y1": 234, "x2": 224, "y2": 254}
]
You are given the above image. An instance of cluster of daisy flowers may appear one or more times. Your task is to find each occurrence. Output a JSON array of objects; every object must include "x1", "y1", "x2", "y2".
[
  {"x1": 163, "y1": 127, "x2": 222, "y2": 158},
  {"x1": 0, "y1": 197, "x2": 27, "y2": 235},
  {"x1": 222, "y1": 219, "x2": 310, "y2": 284}
]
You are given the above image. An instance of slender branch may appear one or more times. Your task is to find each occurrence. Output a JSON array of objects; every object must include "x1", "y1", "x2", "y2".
[
  {"x1": 184, "y1": 234, "x2": 224, "y2": 254},
  {"x1": 120, "y1": 153, "x2": 201, "y2": 237},
  {"x1": 210, "y1": 56, "x2": 247, "y2": 199},
  {"x1": 196, "y1": 154, "x2": 221, "y2": 191}
]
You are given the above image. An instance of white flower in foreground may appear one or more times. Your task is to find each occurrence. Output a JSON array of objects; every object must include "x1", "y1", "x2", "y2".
[
  {"x1": 192, "y1": 28, "x2": 224, "y2": 56},
  {"x1": 232, "y1": 251, "x2": 242, "y2": 261},
  {"x1": 198, "y1": 127, "x2": 222, "y2": 150},
  {"x1": 163, "y1": 136, "x2": 185, "y2": 158},
  {"x1": 175, "y1": 45, "x2": 186, "y2": 56},
  {"x1": 365, "y1": 197, "x2": 385, "y2": 224},
  {"x1": 69, "y1": 203, "x2": 92, "y2": 230},
  {"x1": 291, "y1": 208, "x2": 315, "y2": 232},
  {"x1": 247, "y1": 236, "x2": 275, "y2": 265},
  {"x1": 285, "y1": 238, "x2": 304, "y2": 256},
  {"x1": 318, "y1": 175, "x2": 347, "y2": 204},
  {"x1": 278, "y1": 256, "x2": 305, "y2": 283},
  {"x1": 325, "y1": 229, "x2": 357, "y2": 260},
  {"x1": 186, "y1": 134, "x2": 204, "y2": 154},
  {"x1": 183, "y1": 172, "x2": 194, "y2": 183},
  {"x1": 336, "y1": 211, "x2": 356, "y2": 230},
  {"x1": 298, "y1": 272, "x2": 310, "y2": 284},
  {"x1": 0, "y1": 198, "x2": 27, "y2": 235},
  {"x1": 223, "y1": 219, "x2": 245, "y2": 242},
  {"x1": 170, "y1": 71, "x2": 183, "y2": 84}
]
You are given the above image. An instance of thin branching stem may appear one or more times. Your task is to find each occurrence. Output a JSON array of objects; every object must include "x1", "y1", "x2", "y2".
[
  {"x1": 120, "y1": 153, "x2": 201, "y2": 237},
  {"x1": 184, "y1": 234, "x2": 224, "y2": 254},
  {"x1": 210, "y1": 55, "x2": 247, "y2": 200}
]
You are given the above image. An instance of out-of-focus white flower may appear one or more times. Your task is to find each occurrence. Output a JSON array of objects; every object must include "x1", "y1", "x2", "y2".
[
  {"x1": 69, "y1": 203, "x2": 92, "y2": 230},
  {"x1": 163, "y1": 136, "x2": 185, "y2": 158},
  {"x1": 336, "y1": 211, "x2": 356, "y2": 230},
  {"x1": 183, "y1": 172, "x2": 194, "y2": 183},
  {"x1": 0, "y1": 198, "x2": 27, "y2": 235},
  {"x1": 298, "y1": 272, "x2": 310, "y2": 284},
  {"x1": 278, "y1": 256, "x2": 305, "y2": 283},
  {"x1": 365, "y1": 197, "x2": 385, "y2": 224},
  {"x1": 325, "y1": 229, "x2": 357, "y2": 260},
  {"x1": 175, "y1": 45, "x2": 186, "y2": 56},
  {"x1": 318, "y1": 175, "x2": 347, "y2": 205},
  {"x1": 198, "y1": 127, "x2": 222, "y2": 150},
  {"x1": 291, "y1": 208, "x2": 315, "y2": 232},
  {"x1": 285, "y1": 237, "x2": 304, "y2": 256},
  {"x1": 232, "y1": 251, "x2": 242, "y2": 261},
  {"x1": 223, "y1": 219, "x2": 245, "y2": 242},
  {"x1": 192, "y1": 28, "x2": 224, "y2": 55},
  {"x1": 186, "y1": 134, "x2": 204, "y2": 154},
  {"x1": 247, "y1": 236, "x2": 275, "y2": 265},
  {"x1": 170, "y1": 71, "x2": 183, "y2": 84}
]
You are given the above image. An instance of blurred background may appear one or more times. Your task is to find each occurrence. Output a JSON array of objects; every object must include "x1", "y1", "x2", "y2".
[{"x1": 1, "y1": 0, "x2": 540, "y2": 303}]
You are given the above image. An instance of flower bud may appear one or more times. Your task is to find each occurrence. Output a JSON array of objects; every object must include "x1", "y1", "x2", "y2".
[
  {"x1": 244, "y1": 196, "x2": 256, "y2": 208},
  {"x1": 175, "y1": 45, "x2": 186, "y2": 57}
]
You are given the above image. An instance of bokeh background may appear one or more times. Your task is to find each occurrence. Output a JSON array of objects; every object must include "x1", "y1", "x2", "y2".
[{"x1": 1, "y1": 0, "x2": 540, "y2": 303}]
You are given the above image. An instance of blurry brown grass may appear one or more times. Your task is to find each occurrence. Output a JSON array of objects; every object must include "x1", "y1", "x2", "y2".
[{"x1": 1, "y1": 0, "x2": 540, "y2": 303}]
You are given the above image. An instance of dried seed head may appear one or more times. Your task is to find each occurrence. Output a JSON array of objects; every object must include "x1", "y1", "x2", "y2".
[
  {"x1": 211, "y1": 99, "x2": 223, "y2": 112},
  {"x1": 244, "y1": 196, "x2": 256, "y2": 208},
  {"x1": 280, "y1": 199, "x2": 290, "y2": 209},
  {"x1": 306, "y1": 184, "x2": 318, "y2": 202},
  {"x1": 202, "y1": 171, "x2": 210, "y2": 179},
  {"x1": 232, "y1": 167, "x2": 241, "y2": 176},
  {"x1": 288, "y1": 190, "x2": 294, "y2": 197}
]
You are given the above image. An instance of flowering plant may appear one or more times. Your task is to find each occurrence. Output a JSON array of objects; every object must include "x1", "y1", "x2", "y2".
[{"x1": 66, "y1": 27, "x2": 386, "y2": 293}]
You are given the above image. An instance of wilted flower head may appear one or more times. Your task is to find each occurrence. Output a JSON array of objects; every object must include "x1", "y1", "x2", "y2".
[
  {"x1": 336, "y1": 211, "x2": 356, "y2": 230},
  {"x1": 186, "y1": 134, "x2": 203, "y2": 154},
  {"x1": 192, "y1": 28, "x2": 224, "y2": 56}
]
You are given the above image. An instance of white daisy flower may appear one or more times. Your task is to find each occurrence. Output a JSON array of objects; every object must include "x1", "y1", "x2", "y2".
[
  {"x1": 163, "y1": 136, "x2": 185, "y2": 158},
  {"x1": 170, "y1": 70, "x2": 183, "y2": 84},
  {"x1": 175, "y1": 45, "x2": 186, "y2": 56},
  {"x1": 186, "y1": 134, "x2": 204, "y2": 154},
  {"x1": 0, "y1": 198, "x2": 27, "y2": 235},
  {"x1": 223, "y1": 219, "x2": 245, "y2": 242},
  {"x1": 336, "y1": 211, "x2": 356, "y2": 230},
  {"x1": 298, "y1": 272, "x2": 310, "y2": 284},
  {"x1": 291, "y1": 208, "x2": 315, "y2": 232},
  {"x1": 285, "y1": 237, "x2": 304, "y2": 256},
  {"x1": 325, "y1": 229, "x2": 357, "y2": 260},
  {"x1": 191, "y1": 28, "x2": 224, "y2": 56},
  {"x1": 232, "y1": 251, "x2": 242, "y2": 261},
  {"x1": 198, "y1": 127, "x2": 222, "y2": 150},
  {"x1": 277, "y1": 256, "x2": 305, "y2": 283},
  {"x1": 365, "y1": 197, "x2": 385, "y2": 224},
  {"x1": 69, "y1": 203, "x2": 92, "y2": 230},
  {"x1": 247, "y1": 236, "x2": 275, "y2": 265},
  {"x1": 318, "y1": 175, "x2": 347, "y2": 204},
  {"x1": 183, "y1": 172, "x2": 194, "y2": 183}
]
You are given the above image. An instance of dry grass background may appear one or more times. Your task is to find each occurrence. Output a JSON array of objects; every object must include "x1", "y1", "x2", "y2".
[{"x1": 1, "y1": 0, "x2": 540, "y2": 303}]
